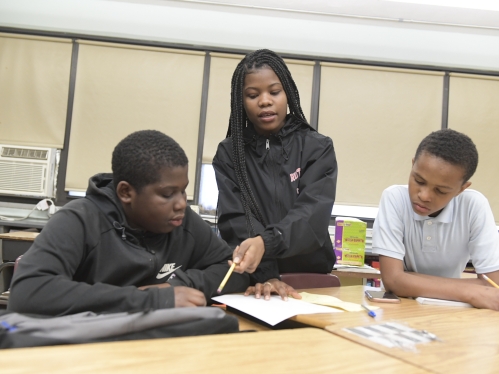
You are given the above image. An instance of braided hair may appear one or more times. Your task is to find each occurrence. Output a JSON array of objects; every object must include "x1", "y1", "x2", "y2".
[{"x1": 226, "y1": 49, "x2": 310, "y2": 236}]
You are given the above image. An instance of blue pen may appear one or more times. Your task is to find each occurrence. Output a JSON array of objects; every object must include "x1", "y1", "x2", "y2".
[
  {"x1": 361, "y1": 304, "x2": 376, "y2": 318},
  {"x1": 0, "y1": 320, "x2": 18, "y2": 332}
]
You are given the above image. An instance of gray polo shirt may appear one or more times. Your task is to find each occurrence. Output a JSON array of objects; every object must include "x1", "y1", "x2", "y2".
[{"x1": 372, "y1": 185, "x2": 499, "y2": 278}]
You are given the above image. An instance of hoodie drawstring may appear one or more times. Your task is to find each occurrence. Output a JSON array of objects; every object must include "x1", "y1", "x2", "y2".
[{"x1": 113, "y1": 221, "x2": 127, "y2": 241}]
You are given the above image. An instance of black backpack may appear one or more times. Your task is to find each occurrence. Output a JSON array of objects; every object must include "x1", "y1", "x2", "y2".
[{"x1": 0, "y1": 307, "x2": 239, "y2": 349}]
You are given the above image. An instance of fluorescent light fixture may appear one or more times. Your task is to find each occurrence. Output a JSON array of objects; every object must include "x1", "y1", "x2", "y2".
[{"x1": 384, "y1": 0, "x2": 499, "y2": 12}]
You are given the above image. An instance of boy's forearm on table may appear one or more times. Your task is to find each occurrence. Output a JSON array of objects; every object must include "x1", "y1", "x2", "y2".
[{"x1": 383, "y1": 271, "x2": 482, "y2": 303}]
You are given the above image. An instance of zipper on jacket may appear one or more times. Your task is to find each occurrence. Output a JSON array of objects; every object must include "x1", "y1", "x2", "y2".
[
  {"x1": 273, "y1": 148, "x2": 282, "y2": 215},
  {"x1": 266, "y1": 137, "x2": 281, "y2": 217},
  {"x1": 266, "y1": 139, "x2": 270, "y2": 150},
  {"x1": 135, "y1": 233, "x2": 156, "y2": 256},
  {"x1": 111, "y1": 222, "x2": 157, "y2": 276},
  {"x1": 143, "y1": 243, "x2": 156, "y2": 255},
  {"x1": 140, "y1": 240, "x2": 157, "y2": 277}
]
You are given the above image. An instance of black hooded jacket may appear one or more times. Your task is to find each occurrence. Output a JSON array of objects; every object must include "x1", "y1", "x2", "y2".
[
  {"x1": 213, "y1": 116, "x2": 337, "y2": 283},
  {"x1": 8, "y1": 174, "x2": 249, "y2": 316}
]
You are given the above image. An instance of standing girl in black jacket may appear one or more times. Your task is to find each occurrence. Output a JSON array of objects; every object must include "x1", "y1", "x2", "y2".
[{"x1": 213, "y1": 49, "x2": 338, "y2": 300}]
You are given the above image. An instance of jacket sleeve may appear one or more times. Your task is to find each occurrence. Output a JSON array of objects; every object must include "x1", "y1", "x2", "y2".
[
  {"x1": 8, "y1": 208, "x2": 175, "y2": 316},
  {"x1": 166, "y1": 209, "x2": 250, "y2": 300},
  {"x1": 261, "y1": 136, "x2": 337, "y2": 258}
]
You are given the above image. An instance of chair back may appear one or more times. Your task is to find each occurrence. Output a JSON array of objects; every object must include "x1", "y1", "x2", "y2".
[
  {"x1": 279, "y1": 273, "x2": 341, "y2": 289},
  {"x1": 0, "y1": 255, "x2": 23, "y2": 294}
]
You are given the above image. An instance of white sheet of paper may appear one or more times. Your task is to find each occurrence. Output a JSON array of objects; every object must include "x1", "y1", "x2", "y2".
[
  {"x1": 212, "y1": 294, "x2": 341, "y2": 326},
  {"x1": 415, "y1": 297, "x2": 473, "y2": 308}
]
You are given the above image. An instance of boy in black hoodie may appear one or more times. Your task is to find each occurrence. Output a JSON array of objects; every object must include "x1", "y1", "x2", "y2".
[{"x1": 8, "y1": 130, "x2": 249, "y2": 316}]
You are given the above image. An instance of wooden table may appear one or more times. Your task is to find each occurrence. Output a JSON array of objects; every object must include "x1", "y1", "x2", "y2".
[
  {"x1": 328, "y1": 309, "x2": 499, "y2": 374},
  {"x1": 284, "y1": 286, "x2": 499, "y2": 374},
  {"x1": 290, "y1": 285, "x2": 479, "y2": 329},
  {"x1": 3, "y1": 286, "x2": 497, "y2": 373},
  {"x1": 1, "y1": 328, "x2": 429, "y2": 374},
  {"x1": 225, "y1": 285, "x2": 479, "y2": 331}
]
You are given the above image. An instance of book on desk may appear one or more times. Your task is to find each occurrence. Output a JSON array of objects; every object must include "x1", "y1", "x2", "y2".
[{"x1": 334, "y1": 264, "x2": 380, "y2": 274}]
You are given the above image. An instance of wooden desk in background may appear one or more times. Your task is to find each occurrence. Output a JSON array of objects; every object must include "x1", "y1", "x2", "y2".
[
  {"x1": 331, "y1": 267, "x2": 476, "y2": 285},
  {"x1": 0, "y1": 231, "x2": 39, "y2": 293},
  {"x1": 0, "y1": 231, "x2": 39, "y2": 261},
  {"x1": 1, "y1": 328, "x2": 428, "y2": 374}
]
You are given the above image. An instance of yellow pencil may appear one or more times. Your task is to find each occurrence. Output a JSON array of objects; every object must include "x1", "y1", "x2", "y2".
[
  {"x1": 217, "y1": 262, "x2": 237, "y2": 294},
  {"x1": 482, "y1": 274, "x2": 499, "y2": 289}
]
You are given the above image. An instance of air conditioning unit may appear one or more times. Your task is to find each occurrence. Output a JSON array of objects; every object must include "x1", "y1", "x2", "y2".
[{"x1": 0, "y1": 144, "x2": 59, "y2": 198}]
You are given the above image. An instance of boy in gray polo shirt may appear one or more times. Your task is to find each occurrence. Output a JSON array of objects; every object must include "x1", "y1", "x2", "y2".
[{"x1": 372, "y1": 129, "x2": 499, "y2": 310}]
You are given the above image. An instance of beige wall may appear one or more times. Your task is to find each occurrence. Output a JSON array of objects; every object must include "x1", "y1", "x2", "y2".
[
  {"x1": 2, "y1": 33, "x2": 499, "y2": 224},
  {"x1": 203, "y1": 53, "x2": 243, "y2": 164},
  {"x1": 448, "y1": 74, "x2": 499, "y2": 224},
  {"x1": 66, "y1": 41, "x2": 205, "y2": 198},
  {"x1": 319, "y1": 63, "x2": 444, "y2": 208},
  {"x1": 0, "y1": 33, "x2": 72, "y2": 148}
]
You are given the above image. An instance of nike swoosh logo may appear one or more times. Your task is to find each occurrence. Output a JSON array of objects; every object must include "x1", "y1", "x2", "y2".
[{"x1": 156, "y1": 265, "x2": 182, "y2": 279}]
